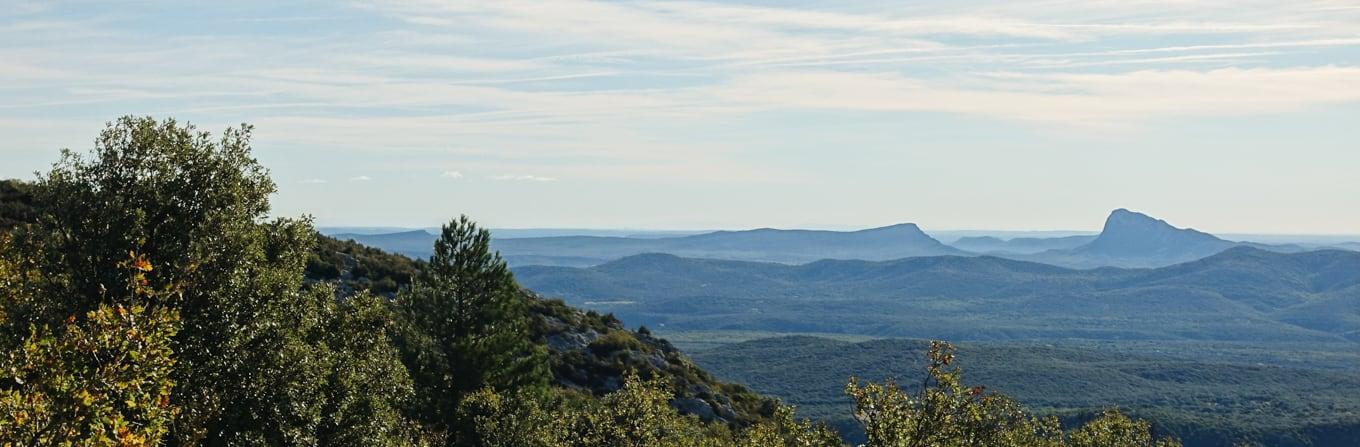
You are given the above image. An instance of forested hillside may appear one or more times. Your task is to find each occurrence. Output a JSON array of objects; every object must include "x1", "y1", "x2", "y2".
[
  {"x1": 514, "y1": 249, "x2": 1360, "y2": 342},
  {"x1": 0, "y1": 117, "x2": 1180, "y2": 446},
  {"x1": 0, "y1": 180, "x2": 35, "y2": 230},
  {"x1": 691, "y1": 336, "x2": 1360, "y2": 447}
]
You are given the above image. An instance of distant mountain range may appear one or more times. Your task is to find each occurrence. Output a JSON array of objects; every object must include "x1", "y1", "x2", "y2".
[
  {"x1": 513, "y1": 247, "x2": 1360, "y2": 343},
  {"x1": 1008, "y1": 209, "x2": 1305, "y2": 268},
  {"x1": 493, "y1": 223, "x2": 966, "y2": 266},
  {"x1": 322, "y1": 227, "x2": 706, "y2": 239},
  {"x1": 338, "y1": 223, "x2": 967, "y2": 266},
  {"x1": 951, "y1": 234, "x2": 1096, "y2": 254},
  {"x1": 330, "y1": 230, "x2": 438, "y2": 259},
  {"x1": 332, "y1": 208, "x2": 1354, "y2": 269}
]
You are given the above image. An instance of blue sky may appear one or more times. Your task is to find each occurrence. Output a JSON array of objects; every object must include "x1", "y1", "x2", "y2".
[{"x1": 2, "y1": 0, "x2": 1359, "y2": 233}]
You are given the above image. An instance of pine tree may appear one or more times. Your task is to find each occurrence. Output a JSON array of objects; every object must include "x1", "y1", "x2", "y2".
[{"x1": 396, "y1": 215, "x2": 549, "y2": 444}]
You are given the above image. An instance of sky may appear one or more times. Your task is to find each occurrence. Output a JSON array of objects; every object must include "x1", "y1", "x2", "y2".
[{"x1": 2, "y1": 1, "x2": 1359, "y2": 234}]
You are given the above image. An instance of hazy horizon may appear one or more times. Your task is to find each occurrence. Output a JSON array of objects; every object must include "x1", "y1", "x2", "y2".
[
  {"x1": 4, "y1": 1, "x2": 1359, "y2": 233},
  {"x1": 315, "y1": 222, "x2": 1360, "y2": 242}
]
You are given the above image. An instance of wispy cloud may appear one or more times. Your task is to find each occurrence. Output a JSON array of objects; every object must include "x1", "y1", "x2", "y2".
[
  {"x1": 715, "y1": 66, "x2": 1360, "y2": 123},
  {"x1": 3, "y1": 0, "x2": 1359, "y2": 182},
  {"x1": 349, "y1": 175, "x2": 372, "y2": 181},
  {"x1": 440, "y1": 170, "x2": 464, "y2": 179}
]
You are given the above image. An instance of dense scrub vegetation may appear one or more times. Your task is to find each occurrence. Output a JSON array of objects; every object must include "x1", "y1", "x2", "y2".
[
  {"x1": 0, "y1": 180, "x2": 35, "y2": 230},
  {"x1": 1, "y1": 116, "x2": 1178, "y2": 446},
  {"x1": 690, "y1": 335, "x2": 1360, "y2": 447},
  {"x1": 305, "y1": 234, "x2": 423, "y2": 296}
]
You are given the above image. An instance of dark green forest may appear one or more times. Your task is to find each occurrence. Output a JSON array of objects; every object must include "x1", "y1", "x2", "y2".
[
  {"x1": 0, "y1": 116, "x2": 1199, "y2": 446},
  {"x1": 689, "y1": 336, "x2": 1360, "y2": 447},
  {"x1": 512, "y1": 251, "x2": 1360, "y2": 342}
]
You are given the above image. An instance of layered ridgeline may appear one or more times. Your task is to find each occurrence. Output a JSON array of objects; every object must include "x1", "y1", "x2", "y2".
[
  {"x1": 513, "y1": 248, "x2": 1360, "y2": 342},
  {"x1": 335, "y1": 208, "x2": 1341, "y2": 270},
  {"x1": 688, "y1": 336, "x2": 1360, "y2": 447},
  {"x1": 337, "y1": 223, "x2": 966, "y2": 267},
  {"x1": 949, "y1": 234, "x2": 1096, "y2": 255}
]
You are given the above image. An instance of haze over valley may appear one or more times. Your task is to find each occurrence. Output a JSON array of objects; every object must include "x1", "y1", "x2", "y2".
[
  {"x1": 326, "y1": 208, "x2": 1359, "y2": 268},
  {"x1": 316, "y1": 208, "x2": 1360, "y2": 446}
]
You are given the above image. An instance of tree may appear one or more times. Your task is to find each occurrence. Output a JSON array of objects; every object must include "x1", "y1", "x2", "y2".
[
  {"x1": 0, "y1": 254, "x2": 180, "y2": 447},
  {"x1": 396, "y1": 215, "x2": 549, "y2": 443},
  {"x1": 34, "y1": 116, "x2": 274, "y2": 311},
  {"x1": 735, "y1": 405, "x2": 843, "y2": 447},
  {"x1": 21, "y1": 116, "x2": 329, "y2": 445},
  {"x1": 845, "y1": 341, "x2": 1179, "y2": 447},
  {"x1": 1069, "y1": 410, "x2": 1181, "y2": 447},
  {"x1": 0, "y1": 179, "x2": 37, "y2": 232},
  {"x1": 459, "y1": 373, "x2": 771, "y2": 447},
  {"x1": 846, "y1": 341, "x2": 1064, "y2": 447},
  {"x1": 312, "y1": 288, "x2": 425, "y2": 446}
]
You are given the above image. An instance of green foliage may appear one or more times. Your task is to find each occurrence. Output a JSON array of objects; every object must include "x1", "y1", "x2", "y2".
[
  {"x1": 1069, "y1": 411, "x2": 1180, "y2": 447},
  {"x1": 734, "y1": 406, "x2": 843, "y2": 447},
  {"x1": 0, "y1": 263, "x2": 180, "y2": 447},
  {"x1": 689, "y1": 335, "x2": 1360, "y2": 447},
  {"x1": 4, "y1": 116, "x2": 426, "y2": 445},
  {"x1": 22, "y1": 116, "x2": 293, "y2": 443},
  {"x1": 557, "y1": 373, "x2": 725, "y2": 447},
  {"x1": 588, "y1": 330, "x2": 646, "y2": 355},
  {"x1": 459, "y1": 344, "x2": 1181, "y2": 447},
  {"x1": 0, "y1": 179, "x2": 36, "y2": 233},
  {"x1": 395, "y1": 215, "x2": 550, "y2": 443},
  {"x1": 529, "y1": 297, "x2": 780, "y2": 429},
  {"x1": 845, "y1": 341, "x2": 1065, "y2": 447},
  {"x1": 0, "y1": 234, "x2": 36, "y2": 340},
  {"x1": 293, "y1": 286, "x2": 425, "y2": 447},
  {"x1": 306, "y1": 235, "x2": 422, "y2": 296},
  {"x1": 841, "y1": 342, "x2": 1178, "y2": 447},
  {"x1": 35, "y1": 116, "x2": 274, "y2": 308},
  {"x1": 456, "y1": 388, "x2": 563, "y2": 447},
  {"x1": 459, "y1": 374, "x2": 791, "y2": 447}
]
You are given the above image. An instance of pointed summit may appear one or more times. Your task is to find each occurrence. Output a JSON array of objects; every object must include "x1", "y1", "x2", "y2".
[
  {"x1": 1078, "y1": 209, "x2": 1232, "y2": 259},
  {"x1": 1098, "y1": 209, "x2": 1199, "y2": 240},
  {"x1": 1103, "y1": 208, "x2": 1169, "y2": 230}
]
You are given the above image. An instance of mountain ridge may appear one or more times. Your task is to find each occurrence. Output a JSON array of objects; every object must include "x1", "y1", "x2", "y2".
[
  {"x1": 1009, "y1": 209, "x2": 1286, "y2": 268},
  {"x1": 336, "y1": 222, "x2": 968, "y2": 267},
  {"x1": 331, "y1": 208, "x2": 1326, "y2": 270},
  {"x1": 514, "y1": 246, "x2": 1360, "y2": 343}
]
